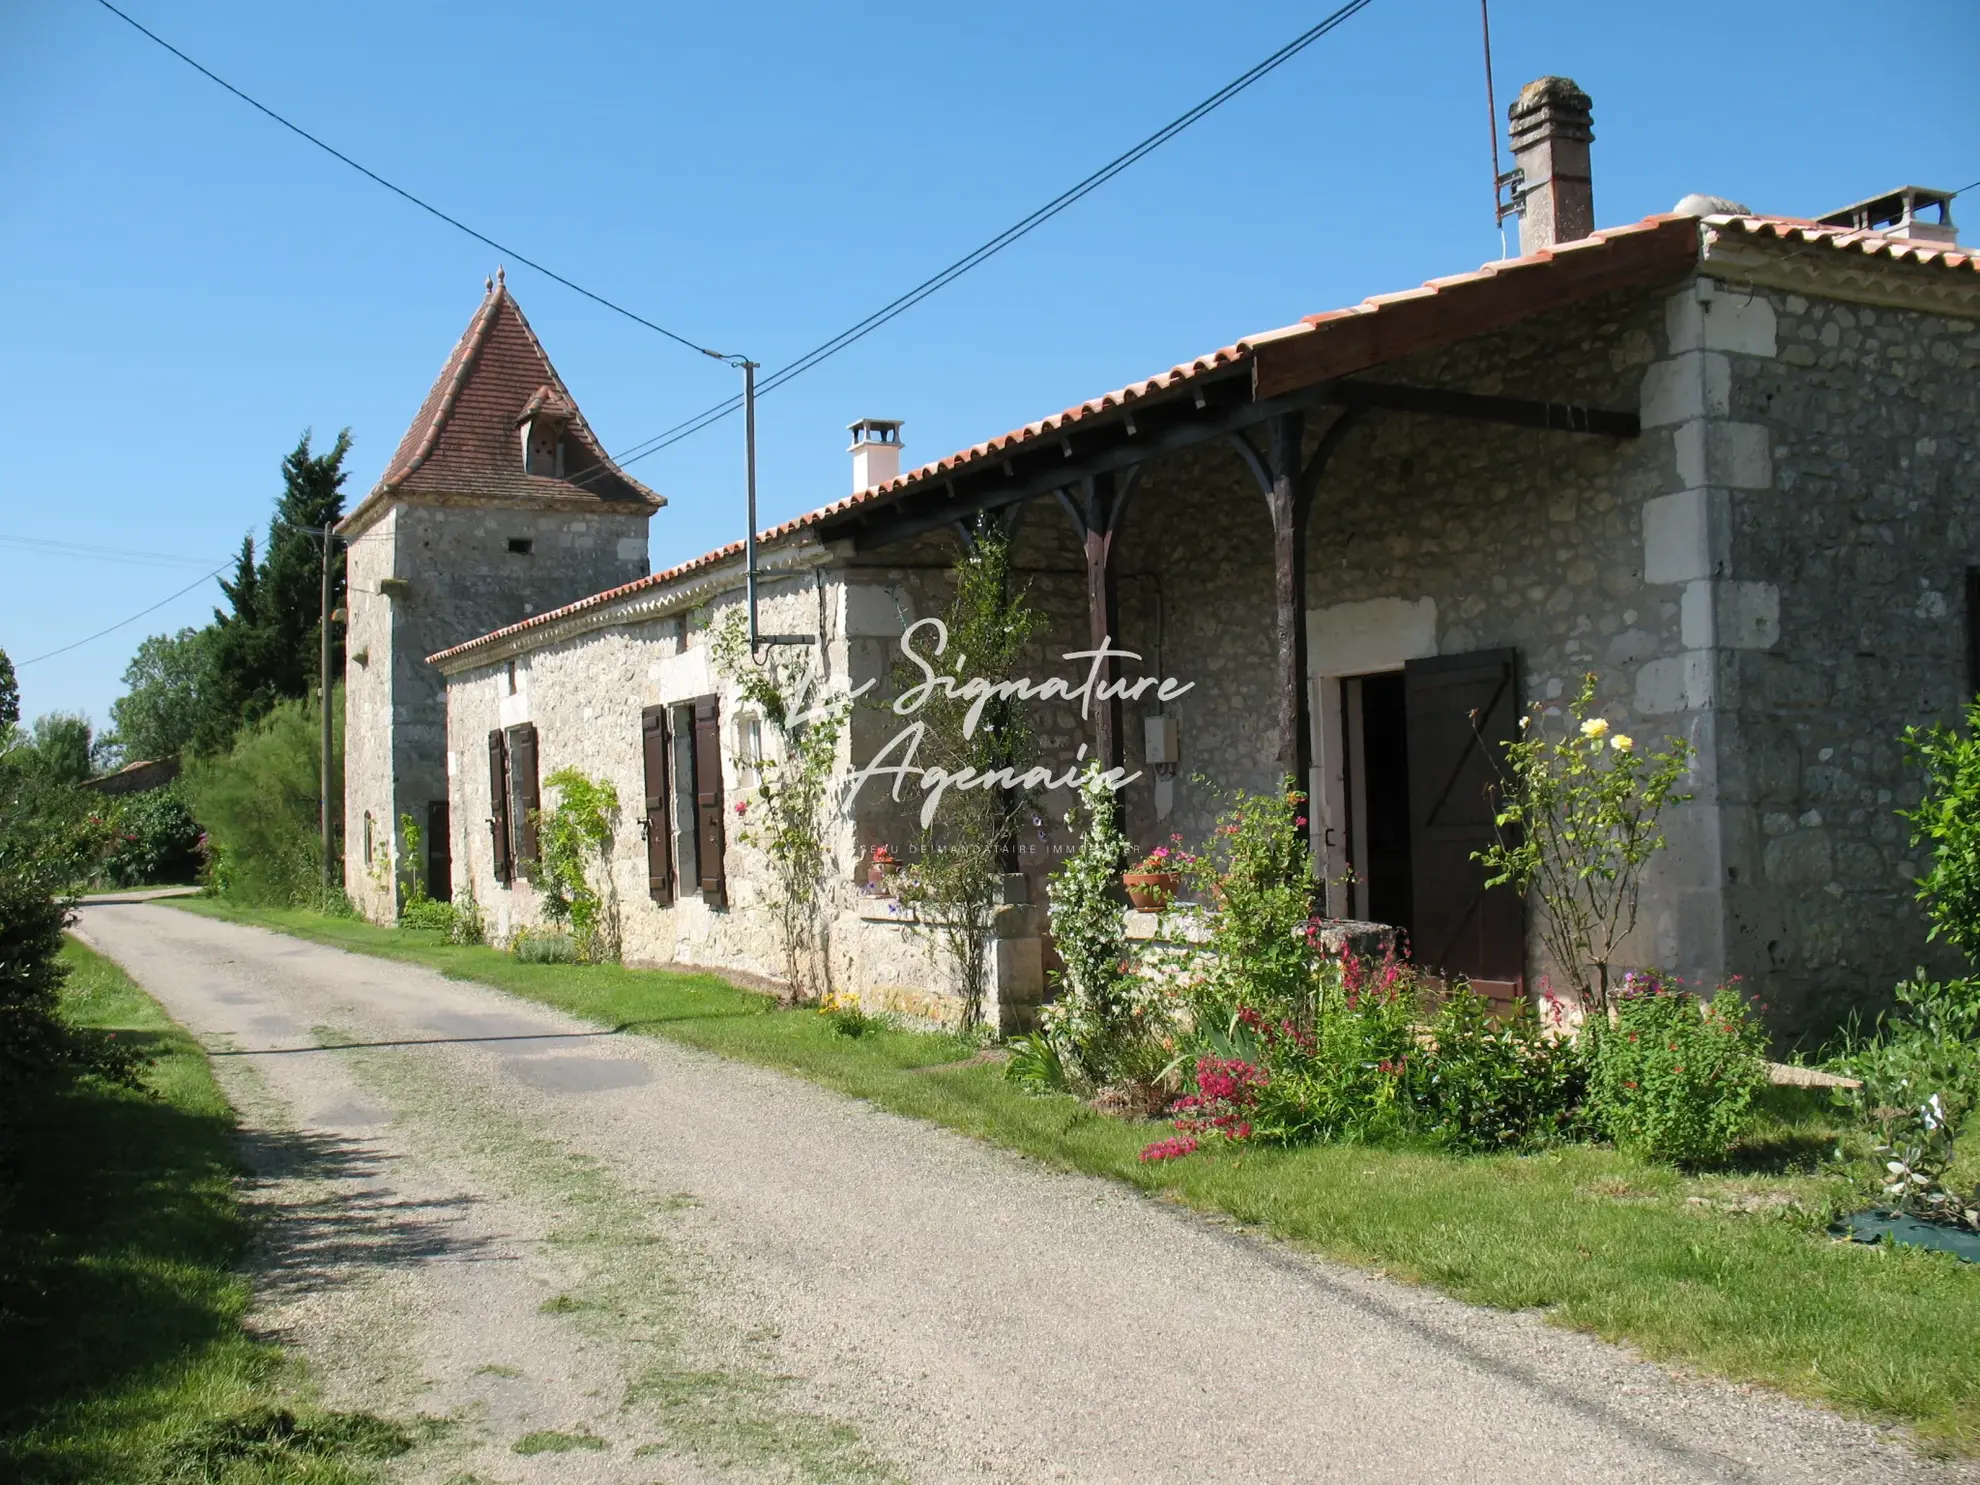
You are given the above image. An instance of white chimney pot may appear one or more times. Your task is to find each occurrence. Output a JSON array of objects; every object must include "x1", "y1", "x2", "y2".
[{"x1": 848, "y1": 418, "x2": 904, "y2": 494}]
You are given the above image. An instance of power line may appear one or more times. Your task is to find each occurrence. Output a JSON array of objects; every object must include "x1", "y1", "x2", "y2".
[
  {"x1": 580, "y1": 0, "x2": 1382, "y2": 477},
  {"x1": 0, "y1": 534, "x2": 222, "y2": 570},
  {"x1": 90, "y1": 0, "x2": 734, "y2": 363},
  {"x1": 15, "y1": 560, "x2": 235, "y2": 667}
]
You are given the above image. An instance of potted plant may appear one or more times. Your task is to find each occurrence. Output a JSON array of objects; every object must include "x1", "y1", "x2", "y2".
[
  {"x1": 1123, "y1": 839, "x2": 1191, "y2": 911},
  {"x1": 865, "y1": 842, "x2": 901, "y2": 894}
]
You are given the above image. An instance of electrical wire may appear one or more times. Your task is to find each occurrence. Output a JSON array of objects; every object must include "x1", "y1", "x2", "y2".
[
  {"x1": 89, "y1": 0, "x2": 733, "y2": 362},
  {"x1": 15, "y1": 560, "x2": 236, "y2": 666},
  {"x1": 571, "y1": 0, "x2": 1381, "y2": 479},
  {"x1": 0, "y1": 534, "x2": 222, "y2": 570}
]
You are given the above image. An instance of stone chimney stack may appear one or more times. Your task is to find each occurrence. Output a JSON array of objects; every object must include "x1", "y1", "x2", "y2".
[
  {"x1": 848, "y1": 418, "x2": 904, "y2": 494},
  {"x1": 1509, "y1": 76, "x2": 1595, "y2": 256}
]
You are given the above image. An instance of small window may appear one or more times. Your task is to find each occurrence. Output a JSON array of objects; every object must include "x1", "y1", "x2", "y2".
[
  {"x1": 362, "y1": 811, "x2": 374, "y2": 865},
  {"x1": 508, "y1": 537, "x2": 534, "y2": 555},
  {"x1": 505, "y1": 660, "x2": 518, "y2": 696}
]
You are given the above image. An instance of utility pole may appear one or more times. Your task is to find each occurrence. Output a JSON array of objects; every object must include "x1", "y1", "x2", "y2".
[
  {"x1": 742, "y1": 359, "x2": 760, "y2": 650},
  {"x1": 320, "y1": 526, "x2": 336, "y2": 893}
]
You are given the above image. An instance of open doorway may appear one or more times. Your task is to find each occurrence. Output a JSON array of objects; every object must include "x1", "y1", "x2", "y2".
[{"x1": 1340, "y1": 672, "x2": 1414, "y2": 941}]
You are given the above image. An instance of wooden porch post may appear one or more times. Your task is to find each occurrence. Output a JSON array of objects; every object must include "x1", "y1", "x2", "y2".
[
  {"x1": 1058, "y1": 469, "x2": 1134, "y2": 773},
  {"x1": 1264, "y1": 411, "x2": 1311, "y2": 789},
  {"x1": 1228, "y1": 407, "x2": 1362, "y2": 858}
]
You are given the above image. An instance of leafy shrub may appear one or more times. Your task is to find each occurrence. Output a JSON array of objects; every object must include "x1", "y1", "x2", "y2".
[
  {"x1": 1901, "y1": 700, "x2": 1980, "y2": 963},
  {"x1": 1181, "y1": 778, "x2": 1315, "y2": 1031},
  {"x1": 100, "y1": 781, "x2": 202, "y2": 887},
  {"x1": 184, "y1": 691, "x2": 341, "y2": 906},
  {"x1": 398, "y1": 896, "x2": 456, "y2": 933},
  {"x1": 817, "y1": 990, "x2": 882, "y2": 1038},
  {"x1": 1236, "y1": 954, "x2": 1421, "y2": 1145},
  {"x1": 1038, "y1": 763, "x2": 1169, "y2": 1089},
  {"x1": 1828, "y1": 970, "x2": 1980, "y2": 1225},
  {"x1": 511, "y1": 928, "x2": 577, "y2": 964},
  {"x1": 447, "y1": 884, "x2": 486, "y2": 945},
  {"x1": 1475, "y1": 674, "x2": 1692, "y2": 1015},
  {"x1": 1412, "y1": 984, "x2": 1586, "y2": 1152},
  {"x1": 534, "y1": 768, "x2": 619, "y2": 962},
  {"x1": 1586, "y1": 976, "x2": 1767, "y2": 1165},
  {"x1": 0, "y1": 855, "x2": 144, "y2": 1112}
]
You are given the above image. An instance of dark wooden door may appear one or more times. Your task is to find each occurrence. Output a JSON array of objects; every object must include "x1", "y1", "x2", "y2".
[
  {"x1": 641, "y1": 704, "x2": 674, "y2": 904},
  {"x1": 692, "y1": 697, "x2": 726, "y2": 907},
  {"x1": 426, "y1": 799, "x2": 451, "y2": 902},
  {"x1": 1404, "y1": 650, "x2": 1524, "y2": 995}
]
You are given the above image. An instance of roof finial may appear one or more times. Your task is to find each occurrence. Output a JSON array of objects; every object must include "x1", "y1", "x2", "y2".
[
  {"x1": 495, "y1": 265, "x2": 506, "y2": 288},
  {"x1": 485, "y1": 274, "x2": 493, "y2": 294}
]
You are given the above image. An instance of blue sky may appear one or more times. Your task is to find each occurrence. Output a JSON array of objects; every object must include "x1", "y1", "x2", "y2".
[{"x1": 3, "y1": 0, "x2": 1975, "y2": 730}]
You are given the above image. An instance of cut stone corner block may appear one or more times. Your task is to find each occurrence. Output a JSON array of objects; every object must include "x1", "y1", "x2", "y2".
[
  {"x1": 1639, "y1": 350, "x2": 1730, "y2": 429},
  {"x1": 1666, "y1": 281, "x2": 1779, "y2": 358},
  {"x1": 1674, "y1": 421, "x2": 1772, "y2": 491},
  {"x1": 1641, "y1": 487, "x2": 1728, "y2": 586}
]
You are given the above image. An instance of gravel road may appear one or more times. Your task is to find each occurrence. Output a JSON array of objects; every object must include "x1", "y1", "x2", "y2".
[{"x1": 73, "y1": 901, "x2": 1974, "y2": 1485}]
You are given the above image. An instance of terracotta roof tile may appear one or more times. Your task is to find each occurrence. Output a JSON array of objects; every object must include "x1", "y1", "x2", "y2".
[
  {"x1": 430, "y1": 210, "x2": 1980, "y2": 667},
  {"x1": 341, "y1": 275, "x2": 662, "y2": 535}
]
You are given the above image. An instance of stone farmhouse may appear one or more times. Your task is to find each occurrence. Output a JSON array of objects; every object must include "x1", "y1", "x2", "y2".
[{"x1": 345, "y1": 78, "x2": 1979, "y2": 1038}]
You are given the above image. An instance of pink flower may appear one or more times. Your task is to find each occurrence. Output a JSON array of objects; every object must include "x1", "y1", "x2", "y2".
[
  {"x1": 1140, "y1": 1135, "x2": 1200, "y2": 1162},
  {"x1": 1294, "y1": 816, "x2": 1308, "y2": 827},
  {"x1": 733, "y1": 800, "x2": 747, "y2": 815}
]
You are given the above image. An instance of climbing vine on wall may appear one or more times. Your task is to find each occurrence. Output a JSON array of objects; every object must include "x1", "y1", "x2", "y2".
[
  {"x1": 712, "y1": 612, "x2": 849, "y2": 1001},
  {"x1": 534, "y1": 768, "x2": 621, "y2": 962},
  {"x1": 890, "y1": 515, "x2": 1040, "y2": 1033}
]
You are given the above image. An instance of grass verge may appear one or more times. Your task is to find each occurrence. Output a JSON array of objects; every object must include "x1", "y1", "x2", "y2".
[
  {"x1": 174, "y1": 899, "x2": 1980, "y2": 1451},
  {"x1": 0, "y1": 937, "x2": 411, "y2": 1484}
]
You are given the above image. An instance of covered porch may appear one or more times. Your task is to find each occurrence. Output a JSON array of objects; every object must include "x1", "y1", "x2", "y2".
[{"x1": 815, "y1": 216, "x2": 1695, "y2": 997}]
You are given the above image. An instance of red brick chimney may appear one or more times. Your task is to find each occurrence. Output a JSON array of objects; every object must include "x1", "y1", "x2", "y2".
[{"x1": 1509, "y1": 76, "x2": 1594, "y2": 255}]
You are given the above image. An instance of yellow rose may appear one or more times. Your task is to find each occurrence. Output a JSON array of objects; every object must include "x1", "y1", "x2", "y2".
[
  {"x1": 1580, "y1": 717, "x2": 1611, "y2": 739},
  {"x1": 1611, "y1": 734, "x2": 1635, "y2": 753}
]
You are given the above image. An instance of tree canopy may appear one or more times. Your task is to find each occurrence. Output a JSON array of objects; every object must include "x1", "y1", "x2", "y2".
[{"x1": 106, "y1": 429, "x2": 351, "y2": 761}]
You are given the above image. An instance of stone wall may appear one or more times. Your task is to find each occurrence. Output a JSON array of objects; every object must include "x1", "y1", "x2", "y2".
[
  {"x1": 421, "y1": 260, "x2": 1977, "y2": 1040},
  {"x1": 1716, "y1": 284, "x2": 1980, "y2": 1033},
  {"x1": 343, "y1": 497, "x2": 650, "y2": 921},
  {"x1": 440, "y1": 562, "x2": 1048, "y2": 1029}
]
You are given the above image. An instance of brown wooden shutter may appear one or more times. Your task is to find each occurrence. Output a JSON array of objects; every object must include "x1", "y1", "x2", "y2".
[
  {"x1": 1966, "y1": 566, "x2": 1980, "y2": 698},
  {"x1": 426, "y1": 799, "x2": 452, "y2": 902},
  {"x1": 1404, "y1": 649, "x2": 1525, "y2": 997},
  {"x1": 487, "y1": 729, "x2": 512, "y2": 885},
  {"x1": 510, "y1": 723, "x2": 541, "y2": 870},
  {"x1": 692, "y1": 696, "x2": 726, "y2": 906},
  {"x1": 641, "y1": 705, "x2": 674, "y2": 904}
]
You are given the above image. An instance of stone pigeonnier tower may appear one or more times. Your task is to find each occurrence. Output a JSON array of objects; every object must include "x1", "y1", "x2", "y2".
[{"x1": 339, "y1": 270, "x2": 661, "y2": 922}]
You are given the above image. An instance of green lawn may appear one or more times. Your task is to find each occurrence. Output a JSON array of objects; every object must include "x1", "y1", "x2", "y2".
[
  {"x1": 0, "y1": 938, "x2": 411, "y2": 1484},
  {"x1": 175, "y1": 899, "x2": 1980, "y2": 1452}
]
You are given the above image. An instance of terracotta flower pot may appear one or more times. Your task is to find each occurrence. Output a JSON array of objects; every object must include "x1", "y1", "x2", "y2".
[{"x1": 1123, "y1": 871, "x2": 1183, "y2": 912}]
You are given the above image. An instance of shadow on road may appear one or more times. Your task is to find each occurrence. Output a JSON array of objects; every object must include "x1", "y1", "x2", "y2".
[{"x1": 235, "y1": 1125, "x2": 497, "y2": 1298}]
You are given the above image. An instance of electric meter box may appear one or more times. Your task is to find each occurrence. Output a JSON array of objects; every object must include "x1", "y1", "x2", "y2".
[{"x1": 1144, "y1": 714, "x2": 1179, "y2": 766}]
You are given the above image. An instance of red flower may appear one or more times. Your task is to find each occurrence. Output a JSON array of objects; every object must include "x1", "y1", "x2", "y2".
[{"x1": 1139, "y1": 1135, "x2": 1199, "y2": 1162}]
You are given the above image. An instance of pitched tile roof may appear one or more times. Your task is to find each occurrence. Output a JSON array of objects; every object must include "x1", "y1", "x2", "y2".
[
  {"x1": 429, "y1": 209, "x2": 1980, "y2": 667},
  {"x1": 340, "y1": 272, "x2": 663, "y2": 535}
]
